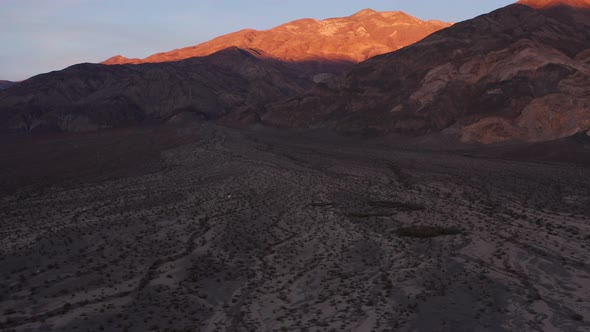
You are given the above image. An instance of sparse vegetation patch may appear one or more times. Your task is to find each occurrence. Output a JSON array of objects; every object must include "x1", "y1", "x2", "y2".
[{"x1": 395, "y1": 226, "x2": 462, "y2": 238}]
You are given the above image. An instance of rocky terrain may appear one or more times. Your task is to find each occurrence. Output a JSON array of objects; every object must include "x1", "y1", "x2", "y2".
[
  {"x1": 0, "y1": 48, "x2": 314, "y2": 133},
  {"x1": 1, "y1": 2, "x2": 590, "y2": 332},
  {"x1": 262, "y1": 1, "x2": 590, "y2": 143},
  {"x1": 103, "y1": 9, "x2": 451, "y2": 65},
  {"x1": 1, "y1": 123, "x2": 589, "y2": 331}
]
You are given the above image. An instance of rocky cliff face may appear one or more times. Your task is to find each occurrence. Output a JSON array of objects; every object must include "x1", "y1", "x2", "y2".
[
  {"x1": 0, "y1": 48, "x2": 312, "y2": 133},
  {"x1": 103, "y1": 9, "x2": 451, "y2": 66},
  {"x1": 262, "y1": 2, "x2": 590, "y2": 143}
]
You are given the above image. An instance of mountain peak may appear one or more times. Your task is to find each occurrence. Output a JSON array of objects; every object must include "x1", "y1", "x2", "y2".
[
  {"x1": 101, "y1": 9, "x2": 451, "y2": 65},
  {"x1": 352, "y1": 8, "x2": 377, "y2": 17},
  {"x1": 517, "y1": 0, "x2": 590, "y2": 8},
  {"x1": 103, "y1": 55, "x2": 141, "y2": 65}
]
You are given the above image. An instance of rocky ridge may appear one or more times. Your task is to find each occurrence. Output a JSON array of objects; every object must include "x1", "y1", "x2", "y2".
[
  {"x1": 0, "y1": 80, "x2": 16, "y2": 90},
  {"x1": 0, "y1": 48, "x2": 312, "y2": 133},
  {"x1": 103, "y1": 9, "x2": 451, "y2": 65}
]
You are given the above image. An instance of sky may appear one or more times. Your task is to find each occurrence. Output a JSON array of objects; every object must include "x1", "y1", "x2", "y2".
[{"x1": 1, "y1": 0, "x2": 514, "y2": 81}]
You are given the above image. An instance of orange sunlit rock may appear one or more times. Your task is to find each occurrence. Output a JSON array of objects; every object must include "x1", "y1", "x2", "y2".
[
  {"x1": 102, "y1": 9, "x2": 451, "y2": 65},
  {"x1": 517, "y1": 0, "x2": 590, "y2": 8}
]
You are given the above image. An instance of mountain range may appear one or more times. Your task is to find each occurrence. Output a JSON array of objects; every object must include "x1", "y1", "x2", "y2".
[
  {"x1": 0, "y1": 48, "x2": 311, "y2": 133},
  {"x1": 0, "y1": 9, "x2": 451, "y2": 134},
  {"x1": 103, "y1": 9, "x2": 451, "y2": 65},
  {"x1": 0, "y1": 0, "x2": 589, "y2": 143}
]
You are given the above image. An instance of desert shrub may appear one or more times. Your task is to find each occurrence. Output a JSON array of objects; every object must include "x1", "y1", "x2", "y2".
[{"x1": 572, "y1": 313, "x2": 584, "y2": 321}]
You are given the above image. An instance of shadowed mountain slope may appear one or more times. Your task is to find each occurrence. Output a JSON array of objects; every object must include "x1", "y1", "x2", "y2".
[
  {"x1": 0, "y1": 48, "x2": 314, "y2": 133},
  {"x1": 262, "y1": 2, "x2": 590, "y2": 143},
  {"x1": 0, "y1": 81, "x2": 16, "y2": 90}
]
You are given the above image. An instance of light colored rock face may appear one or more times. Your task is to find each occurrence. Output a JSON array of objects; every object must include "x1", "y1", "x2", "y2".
[
  {"x1": 463, "y1": 91, "x2": 590, "y2": 144},
  {"x1": 457, "y1": 44, "x2": 590, "y2": 143},
  {"x1": 313, "y1": 73, "x2": 334, "y2": 83},
  {"x1": 102, "y1": 9, "x2": 451, "y2": 65}
]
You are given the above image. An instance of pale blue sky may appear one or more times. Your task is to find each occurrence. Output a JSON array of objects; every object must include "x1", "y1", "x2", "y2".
[{"x1": 1, "y1": 0, "x2": 514, "y2": 80}]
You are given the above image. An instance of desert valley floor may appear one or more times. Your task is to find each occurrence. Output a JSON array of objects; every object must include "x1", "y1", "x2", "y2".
[{"x1": 0, "y1": 124, "x2": 589, "y2": 332}]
